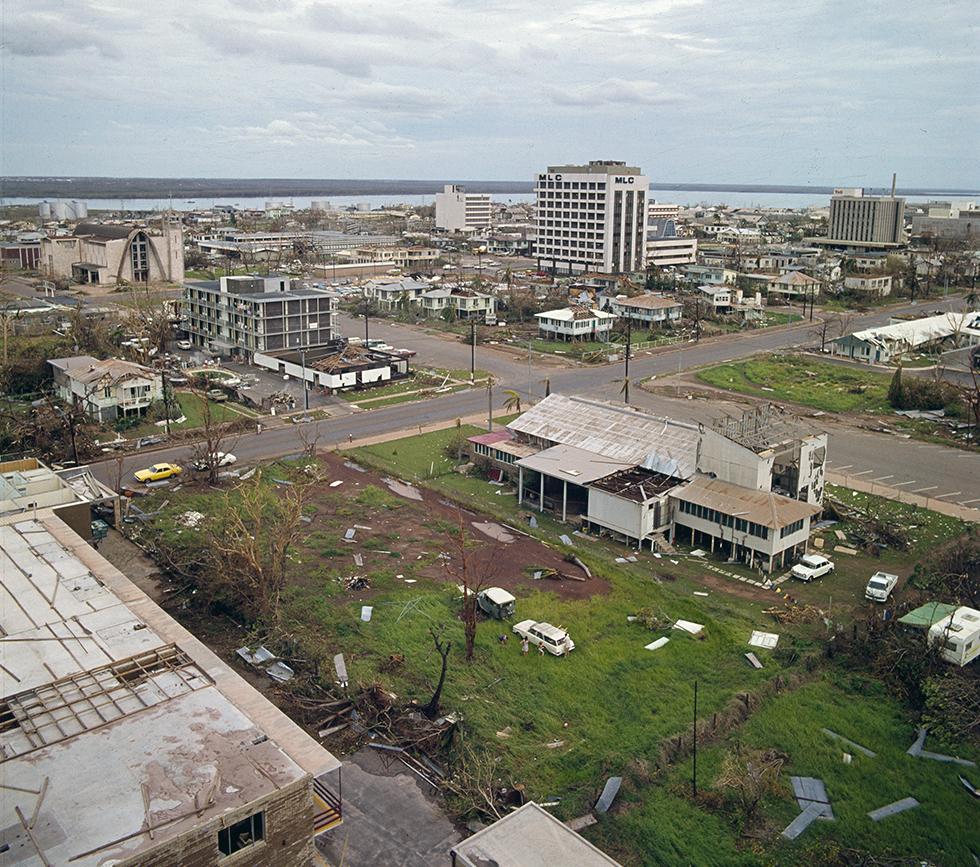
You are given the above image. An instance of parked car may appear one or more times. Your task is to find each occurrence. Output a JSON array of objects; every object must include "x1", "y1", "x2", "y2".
[
  {"x1": 512, "y1": 620, "x2": 575, "y2": 656},
  {"x1": 134, "y1": 462, "x2": 183, "y2": 483},
  {"x1": 175, "y1": 340, "x2": 192, "y2": 350},
  {"x1": 191, "y1": 452, "x2": 237, "y2": 471},
  {"x1": 790, "y1": 553, "x2": 835, "y2": 582},
  {"x1": 205, "y1": 389, "x2": 228, "y2": 402},
  {"x1": 477, "y1": 587, "x2": 516, "y2": 620},
  {"x1": 865, "y1": 571, "x2": 899, "y2": 602}
]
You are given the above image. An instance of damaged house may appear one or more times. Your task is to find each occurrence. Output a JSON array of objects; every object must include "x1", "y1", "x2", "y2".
[{"x1": 470, "y1": 395, "x2": 826, "y2": 572}]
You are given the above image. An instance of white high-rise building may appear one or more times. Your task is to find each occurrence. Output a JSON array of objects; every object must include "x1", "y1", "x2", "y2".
[
  {"x1": 435, "y1": 184, "x2": 492, "y2": 232},
  {"x1": 533, "y1": 160, "x2": 649, "y2": 274}
]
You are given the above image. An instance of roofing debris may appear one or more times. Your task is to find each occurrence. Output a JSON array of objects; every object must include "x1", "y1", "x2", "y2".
[
  {"x1": 744, "y1": 652, "x2": 763, "y2": 669},
  {"x1": 594, "y1": 777, "x2": 622, "y2": 814},
  {"x1": 822, "y1": 729, "x2": 877, "y2": 758},
  {"x1": 748, "y1": 631, "x2": 780, "y2": 649},
  {"x1": 907, "y1": 728, "x2": 977, "y2": 767},
  {"x1": 672, "y1": 620, "x2": 704, "y2": 636},
  {"x1": 645, "y1": 638, "x2": 669, "y2": 651},
  {"x1": 868, "y1": 798, "x2": 919, "y2": 821}
]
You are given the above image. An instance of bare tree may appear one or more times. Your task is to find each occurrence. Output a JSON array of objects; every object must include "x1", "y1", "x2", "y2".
[
  {"x1": 422, "y1": 626, "x2": 452, "y2": 719},
  {"x1": 189, "y1": 390, "x2": 238, "y2": 484},
  {"x1": 443, "y1": 515, "x2": 494, "y2": 662}
]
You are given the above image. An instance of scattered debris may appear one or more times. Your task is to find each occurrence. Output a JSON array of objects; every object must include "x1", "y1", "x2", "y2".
[
  {"x1": 544, "y1": 740, "x2": 565, "y2": 749},
  {"x1": 333, "y1": 653, "x2": 348, "y2": 688},
  {"x1": 360, "y1": 605, "x2": 373, "y2": 622},
  {"x1": 265, "y1": 661, "x2": 294, "y2": 683},
  {"x1": 382, "y1": 477, "x2": 423, "y2": 500},
  {"x1": 329, "y1": 479, "x2": 344, "y2": 487},
  {"x1": 693, "y1": 591, "x2": 709, "y2": 597},
  {"x1": 528, "y1": 515, "x2": 538, "y2": 529},
  {"x1": 566, "y1": 814, "x2": 597, "y2": 832},
  {"x1": 672, "y1": 620, "x2": 705, "y2": 636},
  {"x1": 240, "y1": 467, "x2": 257, "y2": 481},
  {"x1": 343, "y1": 461, "x2": 366, "y2": 473},
  {"x1": 781, "y1": 802, "x2": 826, "y2": 840},
  {"x1": 472, "y1": 521, "x2": 515, "y2": 543},
  {"x1": 571, "y1": 556, "x2": 592, "y2": 578},
  {"x1": 744, "y1": 652, "x2": 763, "y2": 669},
  {"x1": 763, "y1": 604, "x2": 822, "y2": 625},
  {"x1": 344, "y1": 528, "x2": 356, "y2": 541},
  {"x1": 404, "y1": 578, "x2": 417, "y2": 584},
  {"x1": 558, "y1": 534, "x2": 573, "y2": 546},
  {"x1": 791, "y1": 776, "x2": 834, "y2": 819},
  {"x1": 342, "y1": 576, "x2": 370, "y2": 591},
  {"x1": 645, "y1": 637, "x2": 670, "y2": 651},
  {"x1": 496, "y1": 727, "x2": 512, "y2": 739},
  {"x1": 177, "y1": 510, "x2": 205, "y2": 528},
  {"x1": 749, "y1": 630, "x2": 780, "y2": 649},
  {"x1": 959, "y1": 775, "x2": 980, "y2": 798},
  {"x1": 907, "y1": 728, "x2": 977, "y2": 767},
  {"x1": 353, "y1": 553, "x2": 364, "y2": 567},
  {"x1": 236, "y1": 645, "x2": 275, "y2": 666},
  {"x1": 354, "y1": 524, "x2": 372, "y2": 530},
  {"x1": 822, "y1": 729, "x2": 877, "y2": 758},
  {"x1": 835, "y1": 545, "x2": 859, "y2": 556},
  {"x1": 594, "y1": 776, "x2": 622, "y2": 814},
  {"x1": 272, "y1": 477, "x2": 294, "y2": 486},
  {"x1": 690, "y1": 549, "x2": 707, "y2": 558},
  {"x1": 868, "y1": 797, "x2": 919, "y2": 821}
]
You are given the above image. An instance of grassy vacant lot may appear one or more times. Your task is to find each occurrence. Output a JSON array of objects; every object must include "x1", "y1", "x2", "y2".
[
  {"x1": 128, "y1": 391, "x2": 248, "y2": 437},
  {"x1": 135, "y1": 423, "x2": 973, "y2": 866},
  {"x1": 338, "y1": 368, "x2": 489, "y2": 406},
  {"x1": 698, "y1": 354, "x2": 891, "y2": 414}
]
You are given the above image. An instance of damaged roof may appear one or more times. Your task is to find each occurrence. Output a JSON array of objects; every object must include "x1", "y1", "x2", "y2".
[{"x1": 670, "y1": 476, "x2": 821, "y2": 529}]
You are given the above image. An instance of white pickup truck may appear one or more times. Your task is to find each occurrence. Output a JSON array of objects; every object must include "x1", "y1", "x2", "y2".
[{"x1": 865, "y1": 571, "x2": 899, "y2": 602}]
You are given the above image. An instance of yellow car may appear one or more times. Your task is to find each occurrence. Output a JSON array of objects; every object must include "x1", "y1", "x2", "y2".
[{"x1": 134, "y1": 462, "x2": 183, "y2": 483}]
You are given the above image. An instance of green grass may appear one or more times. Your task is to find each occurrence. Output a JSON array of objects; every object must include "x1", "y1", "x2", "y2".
[
  {"x1": 697, "y1": 354, "x2": 891, "y2": 413},
  {"x1": 337, "y1": 368, "x2": 489, "y2": 404},
  {"x1": 128, "y1": 391, "x2": 245, "y2": 437}
]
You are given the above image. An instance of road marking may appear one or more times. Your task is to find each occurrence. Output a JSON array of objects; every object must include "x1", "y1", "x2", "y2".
[
  {"x1": 871, "y1": 475, "x2": 894, "y2": 482},
  {"x1": 834, "y1": 464, "x2": 853, "y2": 471},
  {"x1": 960, "y1": 498, "x2": 980, "y2": 505},
  {"x1": 852, "y1": 470, "x2": 873, "y2": 476},
  {"x1": 934, "y1": 491, "x2": 961, "y2": 499},
  {"x1": 892, "y1": 481, "x2": 916, "y2": 487},
  {"x1": 912, "y1": 486, "x2": 937, "y2": 493}
]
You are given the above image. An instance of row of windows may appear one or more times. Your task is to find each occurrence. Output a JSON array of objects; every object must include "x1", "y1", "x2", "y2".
[
  {"x1": 538, "y1": 229, "x2": 603, "y2": 239},
  {"x1": 538, "y1": 191, "x2": 606, "y2": 200},
  {"x1": 676, "y1": 500, "x2": 770, "y2": 540},
  {"x1": 780, "y1": 518, "x2": 805, "y2": 538},
  {"x1": 473, "y1": 443, "x2": 517, "y2": 464},
  {"x1": 536, "y1": 240, "x2": 604, "y2": 251},
  {"x1": 538, "y1": 181, "x2": 607, "y2": 190}
]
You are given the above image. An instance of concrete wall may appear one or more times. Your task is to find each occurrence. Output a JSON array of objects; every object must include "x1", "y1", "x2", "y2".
[{"x1": 126, "y1": 777, "x2": 316, "y2": 867}]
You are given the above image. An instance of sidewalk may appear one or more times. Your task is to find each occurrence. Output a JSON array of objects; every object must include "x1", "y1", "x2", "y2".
[{"x1": 826, "y1": 471, "x2": 980, "y2": 523}]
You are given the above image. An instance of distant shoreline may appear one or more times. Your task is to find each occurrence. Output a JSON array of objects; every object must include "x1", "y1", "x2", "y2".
[{"x1": 2, "y1": 177, "x2": 978, "y2": 200}]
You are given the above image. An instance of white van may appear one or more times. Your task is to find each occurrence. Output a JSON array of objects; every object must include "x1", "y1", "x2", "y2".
[
  {"x1": 865, "y1": 571, "x2": 899, "y2": 602},
  {"x1": 928, "y1": 607, "x2": 980, "y2": 667},
  {"x1": 512, "y1": 620, "x2": 575, "y2": 656}
]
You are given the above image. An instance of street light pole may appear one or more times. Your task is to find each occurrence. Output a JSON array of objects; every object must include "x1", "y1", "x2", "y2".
[
  {"x1": 470, "y1": 321, "x2": 475, "y2": 384},
  {"x1": 624, "y1": 314, "x2": 632, "y2": 404},
  {"x1": 300, "y1": 347, "x2": 309, "y2": 411},
  {"x1": 363, "y1": 300, "x2": 370, "y2": 344}
]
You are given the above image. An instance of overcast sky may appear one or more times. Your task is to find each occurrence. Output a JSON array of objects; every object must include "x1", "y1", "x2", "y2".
[{"x1": 3, "y1": 0, "x2": 978, "y2": 186}]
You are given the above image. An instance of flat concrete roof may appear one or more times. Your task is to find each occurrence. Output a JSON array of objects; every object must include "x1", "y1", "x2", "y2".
[
  {"x1": 451, "y1": 802, "x2": 622, "y2": 867},
  {"x1": 0, "y1": 512, "x2": 340, "y2": 866}
]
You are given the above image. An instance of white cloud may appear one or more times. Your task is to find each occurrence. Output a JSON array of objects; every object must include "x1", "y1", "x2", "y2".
[{"x1": 547, "y1": 78, "x2": 678, "y2": 107}]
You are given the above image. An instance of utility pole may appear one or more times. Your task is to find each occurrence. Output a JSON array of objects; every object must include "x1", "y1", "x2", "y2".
[
  {"x1": 363, "y1": 298, "x2": 370, "y2": 344},
  {"x1": 160, "y1": 365, "x2": 172, "y2": 435},
  {"x1": 486, "y1": 376, "x2": 494, "y2": 432},
  {"x1": 624, "y1": 314, "x2": 632, "y2": 404},
  {"x1": 300, "y1": 347, "x2": 309, "y2": 411},
  {"x1": 470, "y1": 321, "x2": 475, "y2": 383},
  {"x1": 692, "y1": 679, "x2": 699, "y2": 798}
]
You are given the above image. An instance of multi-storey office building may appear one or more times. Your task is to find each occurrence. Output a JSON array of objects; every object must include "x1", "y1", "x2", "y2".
[
  {"x1": 533, "y1": 160, "x2": 649, "y2": 275},
  {"x1": 434, "y1": 185, "x2": 492, "y2": 232},
  {"x1": 824, "y1": 187, "x2": 906, "y2": 248},
  {"x1": 182, "y1": 275, "x2": 337, "y2": 359}
]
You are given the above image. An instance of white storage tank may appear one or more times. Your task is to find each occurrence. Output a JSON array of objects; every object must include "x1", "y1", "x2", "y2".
[
  {"x1": 68, "y1": 200, "x2": 88, "y2": 219},
  {"x1": 38, "y1": 202, "x2": 52, "y2": 219},
  {"x1": 311, "y1": 200, "x2": 331, "y2": 212},
  {"x1": 49, "y1": 201, "x2": 68, "y2": 220}
]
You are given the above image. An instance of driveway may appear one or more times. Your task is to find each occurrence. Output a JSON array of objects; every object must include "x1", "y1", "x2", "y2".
[{"x1": 316, "y1": 748, "x2": 461, "y2": 866}]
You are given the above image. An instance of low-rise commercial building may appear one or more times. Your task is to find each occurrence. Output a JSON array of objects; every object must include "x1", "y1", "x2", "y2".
[
  {"x1": 252, "y1": 340, "x2": 410, "y2": 394},
  {"x1": 49, "y1": 355, "x2": 163, "y2": 423},
  {"x1": 0, "y1": 510, "x2": 341, "y2": 866},
  {"x1": 911, "y1": 202, "x2": 979, "y2": 240},
  {"x1": 182, "y1": 275, "x2": 338, "y2": 359},
  {"x1": 535, "y1": 305, "x2": 617, "y2": 341},
  {"x1": 646, "y1": 218, "x2": 697, "y2": 267},
  {"x1": 41, "y1": 221, "x2": 184, "y2": 285}
]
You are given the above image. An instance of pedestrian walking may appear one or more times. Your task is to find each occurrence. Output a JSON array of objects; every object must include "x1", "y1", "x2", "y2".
[
  {"x1": 521, "y1": 637, "x2": 529, "y2": 656},
  {"x1": 538, "y1": 643, "x2": 545, "y2": 656},
  {"x1": 348, "y1": 433, "x2": 354, "y2": 444}
]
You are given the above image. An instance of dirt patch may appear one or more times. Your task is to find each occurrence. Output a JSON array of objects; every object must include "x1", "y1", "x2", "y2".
[{"x1": 305, "y1": 452, "x2": 609, "y2": 602}]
